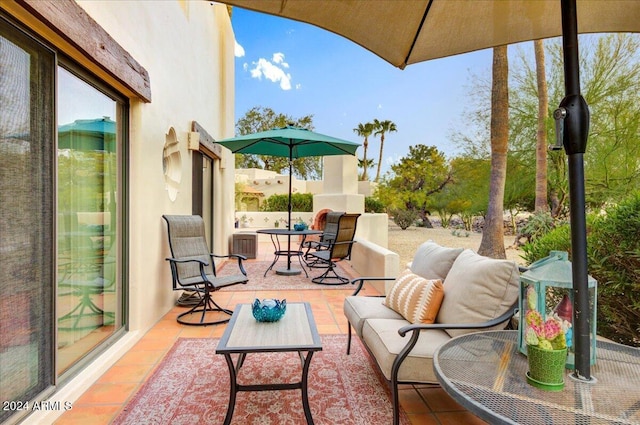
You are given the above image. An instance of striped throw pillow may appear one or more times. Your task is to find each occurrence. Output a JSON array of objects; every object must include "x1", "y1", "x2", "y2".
[{"x1": 384, "y1": 269, "x2": 444, "y2": 324}]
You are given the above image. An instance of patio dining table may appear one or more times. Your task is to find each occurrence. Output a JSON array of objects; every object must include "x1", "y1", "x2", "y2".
[
  {"x1": 256, "y1": 228, "x2": 322, "y2": 277},
  {"x1": 433, "y1": 330, "x2": 640, "y2": 424}
]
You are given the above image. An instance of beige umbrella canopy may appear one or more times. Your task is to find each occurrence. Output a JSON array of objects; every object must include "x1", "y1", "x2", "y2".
[
  {"x1": 222, "y1": 0, "x2": 640, "y2": 68},
  {"x1": 218, "y1": 0, "x2": 640, "y2": 381}
]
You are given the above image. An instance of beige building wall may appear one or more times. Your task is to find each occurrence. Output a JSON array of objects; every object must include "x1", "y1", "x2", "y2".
[
  {"x1": 20, "y1": 3, "x2": 237, "y2": 422},
  {"x1": 76, "y1": 0, "x2": 236, "y2": 333}
]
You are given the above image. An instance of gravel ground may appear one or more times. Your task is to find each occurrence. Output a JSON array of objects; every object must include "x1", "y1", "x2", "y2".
[{"x1": 387, "y1": 223, "x2": 525, "y2": 268}]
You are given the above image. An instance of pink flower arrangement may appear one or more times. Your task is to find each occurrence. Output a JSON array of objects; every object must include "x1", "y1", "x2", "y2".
[{"x1": 524, "y1": 286, "x2": 570, "y2": 351}]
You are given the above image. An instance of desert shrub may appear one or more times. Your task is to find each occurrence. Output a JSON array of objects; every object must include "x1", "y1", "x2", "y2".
[
  {"x1": 434, "y1": 208, "x2": 453, "y2": 228},
  {"x1": 261, "y1": 193, "x2": 313, "y2": 212},
  {"x1": 365, "y1": 196, "x2": 386, "y2": 213},
  {"x1": 520, "y1": 224, "x2": 572, "y2": 265},
  {"x1": 588, "y1": 193, "x2": 640, "y2": 346},
  {"x1": 391, "y1": 208, "x2": 418, "y2": 230},
  {"x1": 519, "y1": 211, "x2": 557, "y2": 244}
]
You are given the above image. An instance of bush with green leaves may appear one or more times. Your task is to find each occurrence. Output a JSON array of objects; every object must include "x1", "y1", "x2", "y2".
[
  {"x1": 588, "y1": 193, "x2": 640, "y2": 346},
  {"x1": 391, "y1": 208, "x2": 418, "y2": 230},
  {"x1": 261, "y1": 193, "x2": 313, "y2": 212},
  {"x1": 521, "y1": 224, "x2": 572, "y2": 265},
  {"x1": 365, "y1": 196, "x2": 386, "y2": 213},
  {"x1": 521, "y1": 192, "x2": 640, "y2": 346}
]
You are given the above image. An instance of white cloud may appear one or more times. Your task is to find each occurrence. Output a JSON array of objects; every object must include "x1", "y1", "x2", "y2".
[
  {"x1": 235, "y1": 41, "x2": 245, "y2": 58},
  {"x1": 295, "y1": 83, "x2": 302, "y2": 90},
  {"x1": 248, "y1": 53, "x2": 293, "y2": 91},
  {"x1": 377, "y1": 104, "x2": 383, "y2": 109},
  {"x1": 272, "y1": 52, "x2": 289, "y2": 68}
]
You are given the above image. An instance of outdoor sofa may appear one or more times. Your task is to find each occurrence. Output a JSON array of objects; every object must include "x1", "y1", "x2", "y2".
[{"x1": 343, "y1": 241, "x2": 520, "y2": 425}]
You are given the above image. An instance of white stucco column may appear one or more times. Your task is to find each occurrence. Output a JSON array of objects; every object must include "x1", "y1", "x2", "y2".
[{"x1": 313, "y1": 155, "x2": 364, "y2": 213}]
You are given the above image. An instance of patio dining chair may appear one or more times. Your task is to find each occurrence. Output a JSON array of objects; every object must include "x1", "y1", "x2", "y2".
[
  {"x1": 302, "y1": 210, "x2": 344, "y2": 267},
  {"x1": 307, "y1": 213, "x2": 360, "y2": 285},
  {"x1": 162, "y1": 215, "x2": 248, "y2": 326}
]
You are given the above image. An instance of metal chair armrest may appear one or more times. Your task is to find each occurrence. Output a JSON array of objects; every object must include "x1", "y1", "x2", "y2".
[
  {"x1": 389, "y1": 302, "x2": 519, "y2": 415},
  {"x1": 349, "y1": 276, "x2": 396, "y2": 295},
  {"x1": 398, "y1": 303, "x2": 519, "y2": 337},
  {"x1": 165, "y1": 256, "x2": 208, "y2": 265},
  {"x1": 209, "y1": 253, "x2": 248, "y2": 276}
]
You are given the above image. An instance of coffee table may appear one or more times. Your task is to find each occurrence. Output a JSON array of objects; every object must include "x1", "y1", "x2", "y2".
[{"x1": 216, "y1": 302, "x2": 323, "y2": 425}]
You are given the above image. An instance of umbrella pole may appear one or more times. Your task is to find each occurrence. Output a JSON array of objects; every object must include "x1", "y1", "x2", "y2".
[
  {"x1": 287, "y1": 155, "x2": 293, "y2": 271},
  {"x1": 560, "y1": 0, "x2": 592, "y2": 382}
]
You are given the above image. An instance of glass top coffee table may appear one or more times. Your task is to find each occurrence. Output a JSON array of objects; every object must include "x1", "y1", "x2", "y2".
[{"x1": 216, "y1": 302, "x2": 322, "y2": 425}]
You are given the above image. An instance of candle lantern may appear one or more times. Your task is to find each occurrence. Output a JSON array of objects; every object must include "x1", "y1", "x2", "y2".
[{"x1": 518, "y1": 251, "x2": 597, "y2": 369}]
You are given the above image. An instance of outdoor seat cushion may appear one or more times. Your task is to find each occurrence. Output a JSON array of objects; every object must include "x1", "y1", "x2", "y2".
[
  {"x1": 362, "y1": 318, "x2": 451, "y2": 383},
  {"x1": 178, "y1": 273, "x2": 248, "y2": 289},
  {"x1": 409, "y1": 241, "x2": 464, "y2": 281},
  {"x1": 344, "y1": 296, "x2": 403, "y2": 337},
  {"x1": 308, "y1": 250, "x2": 331, "y2": 261},
  {"x1": 437, "y1": 249, "x2": 519, "y2": 337}
]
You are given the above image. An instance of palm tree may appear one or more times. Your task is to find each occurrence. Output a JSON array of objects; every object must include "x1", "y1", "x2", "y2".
[
  {"x1": 353, "y1": 122, "x2": 375, "y2": 180},
  {"x1": 357, "y1": 157, "x2": 376, "y2": 181},
  {"x1": 478, "y1": 45, "x2": 508, "y2": 259},
  {"x1": 534, "y1": 39, "x2": 549, "y2": 213},
  {"x1": 373, "y1": 119, "x2": 397, "y2": 182}
]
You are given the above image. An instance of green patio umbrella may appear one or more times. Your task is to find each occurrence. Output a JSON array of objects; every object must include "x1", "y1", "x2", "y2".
[
  {"x1": 218, "y1": 0, "x2": 640, "y2": 382},
  {"x1": 58, "y1": 117, "x2": 116, "y2": 152},
  {"x1": 216, "y1": 125, "x2": 359, "y2": 270}
]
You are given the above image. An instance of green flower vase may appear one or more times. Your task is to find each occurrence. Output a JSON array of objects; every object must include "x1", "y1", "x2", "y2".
[{"x1": 526, "y1": 344, "x2": 567, "y2": 391}]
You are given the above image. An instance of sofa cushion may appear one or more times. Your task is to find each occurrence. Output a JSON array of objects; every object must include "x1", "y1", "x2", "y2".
[
  {"x1": 437, "y1": 249, "x2": 520, "y2": 337},
  {"x1": 409, "y1": 241, "x2": 464, "y2": 280},
  {"x1": 344, "y1": 296, "x2": 403, "y2": 337},
  {"x1": 384, "y1": 269, "x2": 444, "y2": 324},
  {"x1": 362, "y1": 318, "x2": 451, "y2": 383}
]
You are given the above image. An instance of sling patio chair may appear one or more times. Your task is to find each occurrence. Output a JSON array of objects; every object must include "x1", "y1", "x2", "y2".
[
  {"x1": 302, "y1": 210, "x2": 344, "y2": 267},
  {"x1": 162, "y1": 215, "x2": 248, "y2": 326},
  {"x1": 306, "y1": 213, "x2": 360, "y2": 285}
]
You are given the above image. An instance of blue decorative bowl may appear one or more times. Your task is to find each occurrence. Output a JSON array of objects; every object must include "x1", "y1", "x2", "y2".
[
  {"x1": 251, "y1": 298, "x2": 287, "y2": 322},
  {"x1": 294, "y1": 223, "x2": 308, "y2": 231}
]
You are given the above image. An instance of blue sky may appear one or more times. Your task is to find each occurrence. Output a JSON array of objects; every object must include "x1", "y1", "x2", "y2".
[{"x1": 230, "y1": 8, "x2": 496, "y2": 175}]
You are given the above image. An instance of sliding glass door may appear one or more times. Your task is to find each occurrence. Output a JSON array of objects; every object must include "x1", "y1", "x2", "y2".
[
  {"x1": 56, "y1": 66, "x2": 125, "y2": 375},
  {"x1": 0, "y1": 18, "x2": 55, "y2": 423},
  {"x1": 1, "y1": 15, "x2": 127, "y2": 421}
]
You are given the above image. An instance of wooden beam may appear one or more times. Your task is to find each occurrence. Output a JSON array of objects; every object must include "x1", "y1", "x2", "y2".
[
  {"x1": 192, "y1": 121, "x2": 223, "y2": 159},
  {"x1": 9, "y1": 0, "x2": 151, "y2": 102}
]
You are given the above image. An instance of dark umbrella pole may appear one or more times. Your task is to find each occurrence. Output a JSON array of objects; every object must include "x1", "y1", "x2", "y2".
[
  {"x1": 560, "y1": 0, "x2": 592, "y2": 382},
  {"x1": 275, "y1": 157, "x2": 298, "y2": 275}
]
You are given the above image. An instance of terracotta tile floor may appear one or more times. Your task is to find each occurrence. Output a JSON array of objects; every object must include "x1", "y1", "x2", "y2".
[{"x1": 53, "y1": 247, "x2": 486, "y2": 425}]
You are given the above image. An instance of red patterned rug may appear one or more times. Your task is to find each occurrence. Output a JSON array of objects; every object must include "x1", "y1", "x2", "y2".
[
  {"x1": 217, "y1": 260, "x2": 357, "y2": 291},
  {"x1": 113, "y1": 335, "x2": 409, "y2": 424}
]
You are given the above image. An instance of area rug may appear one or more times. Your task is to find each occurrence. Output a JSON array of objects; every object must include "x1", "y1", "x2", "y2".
[
  {"x1": 216, "y1": 260, "x2": 356, "y2": 291},
  {"x1": 113, "y1": 335, "x2": 409, "y2": 425}
]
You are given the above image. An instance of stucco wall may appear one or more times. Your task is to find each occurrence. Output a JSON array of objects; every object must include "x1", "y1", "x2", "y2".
[{"x1": 77, "y1": 0, "x2": 236, "y2": 332}]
